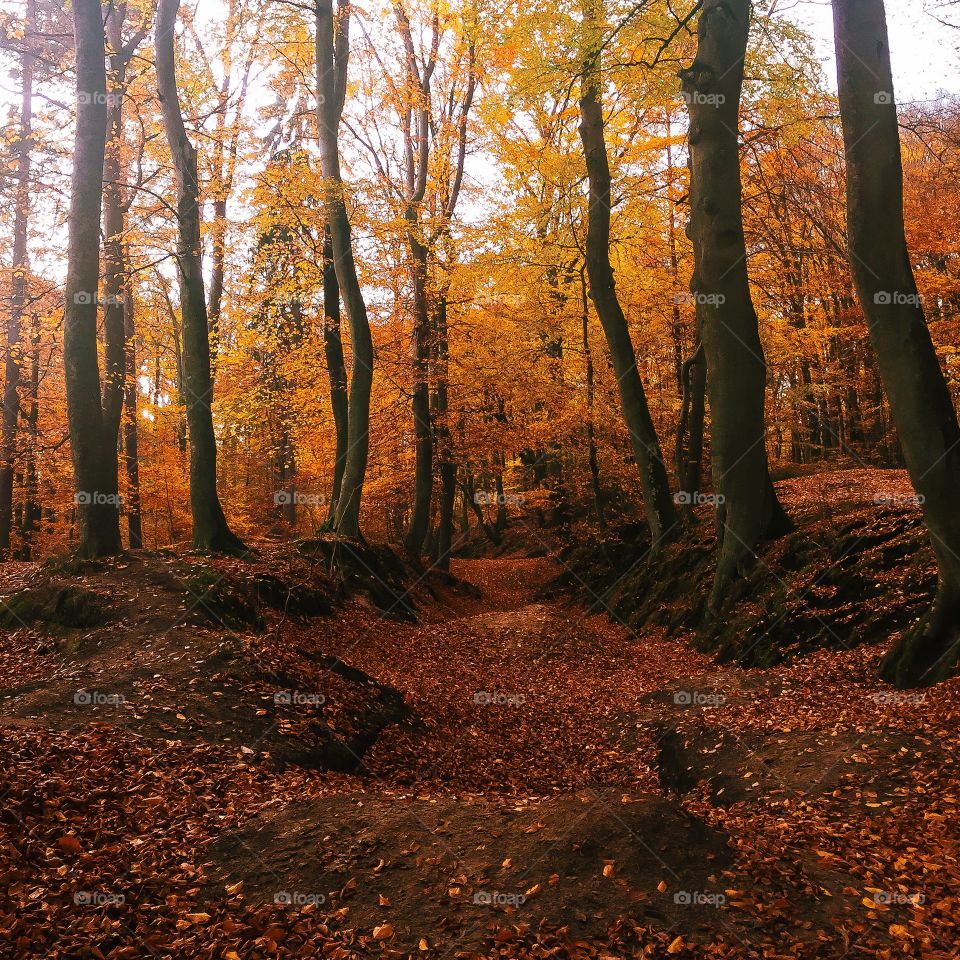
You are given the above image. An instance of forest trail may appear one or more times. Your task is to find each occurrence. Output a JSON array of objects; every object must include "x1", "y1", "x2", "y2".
[
  {"x1": 208, "y1": 556, "x2": 959, "y2": 958},
  {"x1": 4, "y1": 553, "x2": 960, "y2": 958}
]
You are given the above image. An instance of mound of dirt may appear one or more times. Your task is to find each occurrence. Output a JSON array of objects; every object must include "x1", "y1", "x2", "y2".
[
  {"x1": 555, "y1": 468, "x2": 935, "y2": 667},
  {"x1": 204, "y1": 788, "x2": 735, "y2": 953},
  {"x1": 0, "y1": 548, "x2": 414, "y2": 772}
]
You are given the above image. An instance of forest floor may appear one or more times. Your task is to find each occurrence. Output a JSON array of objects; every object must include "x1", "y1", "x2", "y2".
[{"x1": 2, "y1": 474, "x2": 960, "y2": 958}]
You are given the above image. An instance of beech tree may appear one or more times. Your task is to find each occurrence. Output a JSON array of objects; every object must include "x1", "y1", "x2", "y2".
[
  {"x1": 680, "y1": 0, "x2": 790, "y2": 607},
  {"x1": 578, "y1": 0, "x2": 678, "y2": 548},
  {"x1": 63, "y1": 0, "x2": 122, "y2": 557},
  {"x1": 316, "y1": 0, "x2": 374, "y2": 538},
  {"x1": 156, "y1": 0, "x2": 245, "y2": 553},
  {"x1": 0, "y1": 0, "x2": 35, "y2": 556},
  {"x1": 833, "y1": 0, "x2": 960, "y2": 686}
]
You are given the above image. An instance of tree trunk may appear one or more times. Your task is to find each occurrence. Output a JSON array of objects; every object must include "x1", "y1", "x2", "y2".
[
  {"x1": 63, "y1": 0, "x2": 122, "y2": 558},
  {"x1": 316, "y1": 0, "x2": 374, "y2": 539},
  {"x1": 322, "y1": 225, "x2": 348, "y2": 525},
  {"x1": 680, "y1": 0, "x2": 789, "y2": 608},
  {"x1": 433, "y1": 295, "x2": 456, "y2": 569},
  {"x1": 578, "y1": 0, "x2": 679, "y2": 548},
  {"x1": 18, "y1": 313, "x2": 41, "y2": 559},
  {"x1": 675, "y1": 338, "x2": 706, "y2": 522},
  {"x1": 156, "y1": 0, "x2": 244, "y2": 553},
  {"x1": 123, "y1": 282, "x2": 143, "y2": 549},
  {"x1": 833, "y1": 0, "x2": 960, "y2": 687},
  {"x1": 0, "y1": 0, "x2": 34, "y2": 558}
]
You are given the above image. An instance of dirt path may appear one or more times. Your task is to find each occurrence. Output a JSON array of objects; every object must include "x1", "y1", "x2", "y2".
[
  {"x1": 4, "y1": 554, "x2": 960, "y2": 958},
  {"x1": 203, "y1": 557, "x2": 960, "y2": 958}
]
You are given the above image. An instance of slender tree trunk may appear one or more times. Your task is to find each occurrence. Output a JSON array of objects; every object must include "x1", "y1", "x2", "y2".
[
  {"x1": 322, "y1": 225, "x2": 348, "y2": 524},
  {"x1": 316, "y1": 0, "x2": 373, "y2": 538},
  {"x1": 432, "y1": 295, "x2": 456, "y2": 568},
  {"x1": 18, "y1": 313, "x2": 40, "y2": 560},
  {"x1": 64, "y1": 0, "x2": 122, "y2": 557},
  {"x1": 833, "y1": 0, "x2": 960, "y2": 686},
  {"x1": 579, "y1": 0, "x2": 679, "y2": 548},
  {"x1": 405, "y1": 231, "x2": 433, "y2": 556},
  {"x1": 675, "y1": 338, "x2": 706, "y2": 521},
  {"x1": 123, "y1": 282, "x2": 143, "y2": 548},
  {"x1": 0, "y1": 0, "x2": 35, "y2": 558},
  {"x1": 680, "y1": 0, "x2": 789, "y2": 608},
  {"x1": 577, "y1": 267, "x2": 605, "y2": 530},
  {"x1": 156, "y1": 0, "x2": 244, "y2": 553}
]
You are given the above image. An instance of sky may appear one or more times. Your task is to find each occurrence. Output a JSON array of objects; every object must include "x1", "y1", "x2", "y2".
[{"x1": 783, "y1": 0, "x2": 960, "y2": 103}]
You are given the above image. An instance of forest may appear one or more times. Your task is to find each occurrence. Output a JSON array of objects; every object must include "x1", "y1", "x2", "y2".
[{"x1": 1, "y1": 0, "x2": 960, "y2": 956}]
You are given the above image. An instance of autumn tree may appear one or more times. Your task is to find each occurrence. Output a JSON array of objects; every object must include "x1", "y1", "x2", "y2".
[
  {"x1": 833, "y1": 0, "x2": 960, "y2": 686},
  {"x1": 680, "y1": 0, "x2": 790, "y2": 608},
  {"x1": 316, "y1": 0, "x2": 374, "y2": 538},
  {"x1": 156, "y1": 0, "x2": 245, "y2": 553},
  {"x1": 63, "y1": 0, "x2": 123, "y2": 557},
  {"x1": 579, "y1": 0, "x2": 678, "y2": 548}
]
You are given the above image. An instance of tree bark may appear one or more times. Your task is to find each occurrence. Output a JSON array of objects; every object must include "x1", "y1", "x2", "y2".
[
  {"x1": 63, "y1": 0, "x2": 122, "y2": 557},
  {"x1": 0, "y1": 0, "x2": 35, "y2": 558},
  {"x1": 322, "y1": 225, "x2": 349, "y2": 524},
  {"x1": 680, "y1": 0, "x2": 789, "y2": 608},
  {"x1": 156, "y1": 0, "x2": 244, "y2": 553},
  {"x1": 579, "y1": 0, "x2": 679, "y2": 548},
  {"x1": 123, "y1": 282, "x2": 143, "y2": 548},
  {"x1": 316, "y1": 0, "x2": 374, "y2": 539},
  {"x1": 833, "y1": 0, "x2": 960, "y2": 687}
]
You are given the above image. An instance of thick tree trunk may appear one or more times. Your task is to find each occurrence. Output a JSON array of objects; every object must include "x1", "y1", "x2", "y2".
[
  {"x1": 156, "y1": 0, "x2": 244, "y2": 553},
  {"x1": 578, "y1": 0, "x2": 679, "y2": 548},
  {"x1": 63, "y1": 0, "x2": 122, "y2": 557},
  {"x1": 579, "y1": 267, "x2": 605, "y2": 530},
  {"x1": 833, "y1": 0, "x2": 960, "y2": 687},
  {"x1": 321, "y1": 225, "x2": 348, "y2": 525},
  {"x1": 316, "y1": 0, "x2": 373, "y2": 539},
  {"x1": 0, "y1": 0, "x2": 34, "y2": 558},
  {"x1": 680, "y1": 0, "x2": 789, "y2": 608}
]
